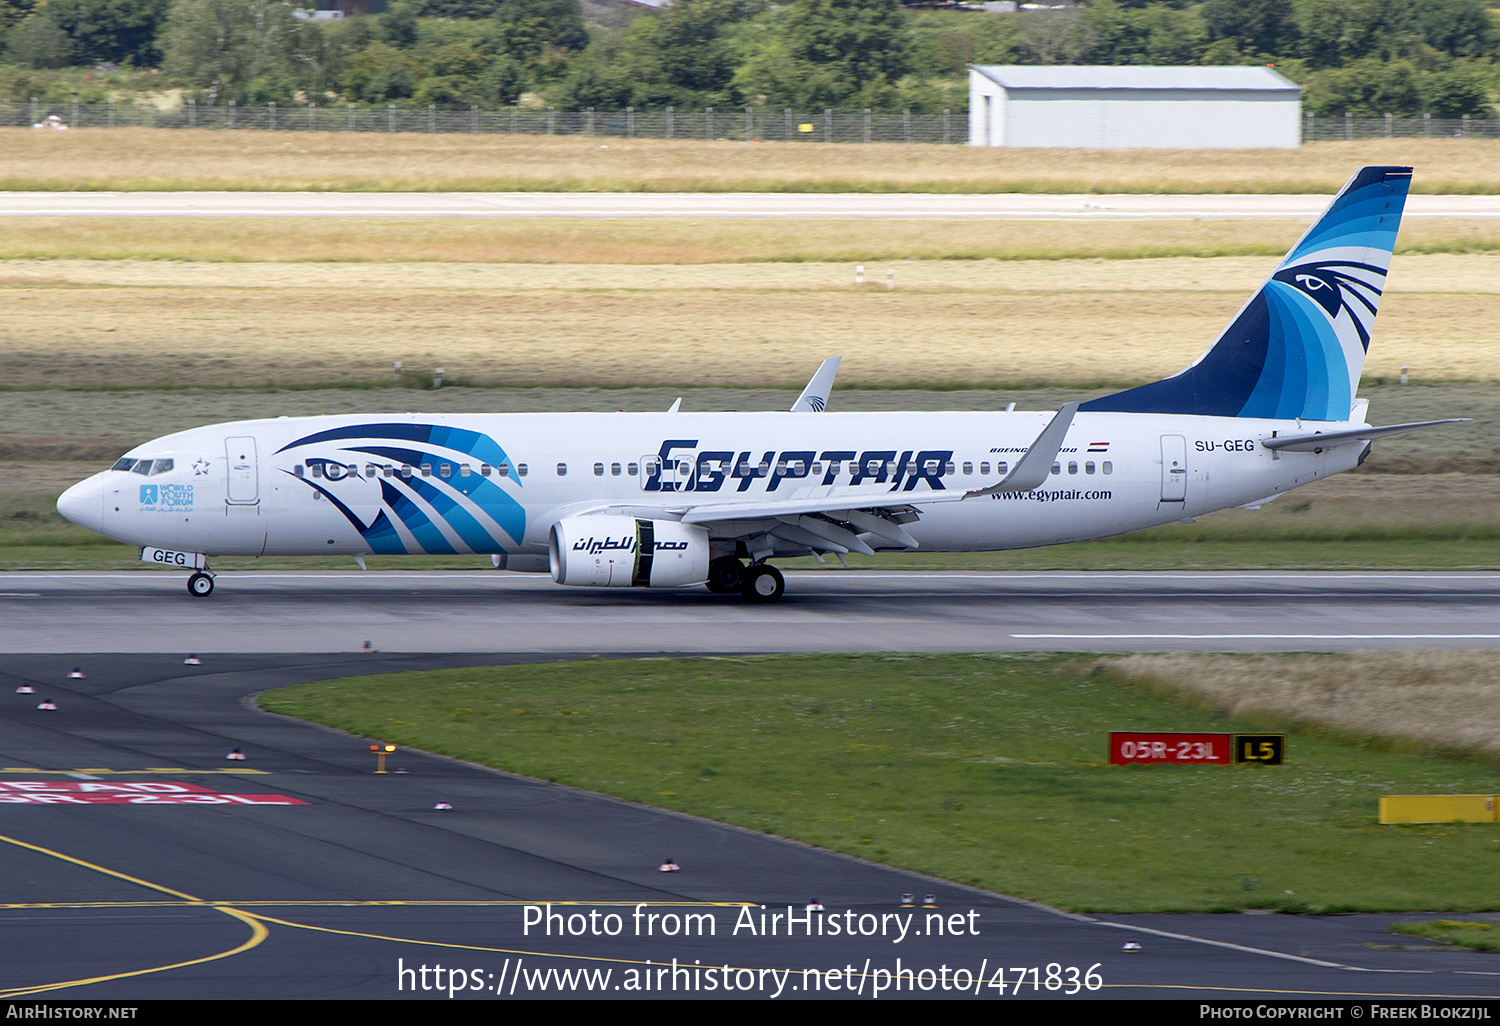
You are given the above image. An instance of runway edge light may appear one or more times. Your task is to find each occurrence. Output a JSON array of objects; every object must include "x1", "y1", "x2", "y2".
[{"x1": 370, "y1": 743, "x2": 396, "y2": 773}]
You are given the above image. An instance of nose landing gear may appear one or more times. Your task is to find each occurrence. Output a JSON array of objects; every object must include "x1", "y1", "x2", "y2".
[{"x1": 187, "y1": 571, "x2": 215, "y2": 597}]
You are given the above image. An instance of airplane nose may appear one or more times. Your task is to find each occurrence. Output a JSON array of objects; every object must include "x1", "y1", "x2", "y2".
[{"x1": 57, "y1": 476, "x2": 105, "y2": 535}]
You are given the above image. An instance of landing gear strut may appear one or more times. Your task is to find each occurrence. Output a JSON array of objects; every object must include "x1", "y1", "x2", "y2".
[
  {"x1": 187, "y1": 571, "x2": 215, "y2": 597},
  {"x1": 740, "y1": 563, "x2": 785, "y2": 603}
]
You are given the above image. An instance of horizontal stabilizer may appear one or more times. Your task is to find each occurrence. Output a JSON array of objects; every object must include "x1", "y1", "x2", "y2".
[{"x1": 1262, "y1": 419, "x2": 1468, "y2": 452}]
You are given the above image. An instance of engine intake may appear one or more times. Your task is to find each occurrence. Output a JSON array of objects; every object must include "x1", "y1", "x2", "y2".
[{"x1": 549, "y1": 515, "x2": 710, "y2": 588}]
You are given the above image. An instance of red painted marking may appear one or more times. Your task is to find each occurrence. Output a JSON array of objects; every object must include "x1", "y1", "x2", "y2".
[
  {"x1": 1109, "y1": 732, "x2": 1230, "y2": 766},
  {"x1": 0, "y1": 780, "x2": 307, "y2": 804}
]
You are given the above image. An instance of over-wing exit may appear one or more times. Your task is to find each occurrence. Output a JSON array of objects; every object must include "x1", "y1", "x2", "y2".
[{"x1": 58, "y1": 167, "x2": 1460, "y2": 603}]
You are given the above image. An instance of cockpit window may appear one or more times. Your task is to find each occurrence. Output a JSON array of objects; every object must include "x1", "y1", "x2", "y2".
[{"x1": 114, "y1": 457, "x2": 176, "y2": 475}]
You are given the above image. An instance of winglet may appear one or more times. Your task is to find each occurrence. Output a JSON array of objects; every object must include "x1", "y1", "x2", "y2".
[
  {"x1": 965, "y1": 403, "x2": 1078, "y2": 498},
  {"x1": 790, "y1": 357, "x2": 841, "y2": 413}
]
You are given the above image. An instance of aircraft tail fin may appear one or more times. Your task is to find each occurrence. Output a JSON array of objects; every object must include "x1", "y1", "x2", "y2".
[{"x1": 1079, "y1": 165, "x2": 1412, "y2": 422}]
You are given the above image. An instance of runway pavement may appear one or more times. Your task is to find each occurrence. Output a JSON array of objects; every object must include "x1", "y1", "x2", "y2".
[
  {"x1": 2, "y1": 191, "x2": 1498, "y2": 219},
  {"x1": 2, "y1": 570, "x2": 1500, "y2": 654},
  {"x1": 4, "y1": 651, "x2": 1500, "y2": 1001}
]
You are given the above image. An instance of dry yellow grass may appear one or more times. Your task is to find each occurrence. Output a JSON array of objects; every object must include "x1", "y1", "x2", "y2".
[
  {"x1": 2, "y1": 216, "x2": 1499, "y2": 263},
  {"x1": 3, "y1": 129, "x2": 1500, "y2": 193},
  {"x1": 1106, "y1": 652, "x2": 1500, "y2": 764},
  {"x1": 0, "y1": 254, "x2": 1495, "y2": 388}
]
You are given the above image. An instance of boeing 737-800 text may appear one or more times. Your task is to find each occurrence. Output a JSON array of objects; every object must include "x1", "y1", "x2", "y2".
[{"x1": 57, "y1": 166, "x2": 1460, "y2": 602}]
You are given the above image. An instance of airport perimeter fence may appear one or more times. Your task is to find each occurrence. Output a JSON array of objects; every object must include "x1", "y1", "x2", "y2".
[
  {"x1": 5, "y1": 98, "x2": 1499, "y2": 143},
  {"x1": 4, "y1": 99, "x2": 964, "y2": 143}
]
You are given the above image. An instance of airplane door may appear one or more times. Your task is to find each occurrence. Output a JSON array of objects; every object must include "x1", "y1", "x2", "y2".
[
  {"x1": 1160, "y1": 435, "x2": 1187, "y2": 503},
  {"x1": 226, "y1": 436, "x2": 259, "y2": 505}
]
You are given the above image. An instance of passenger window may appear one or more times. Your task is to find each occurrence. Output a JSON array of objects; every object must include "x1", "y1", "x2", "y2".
[
  {"x1": 439, "y1": 463, "x2": 451, "y2": 478},
  {"x1": 963, "y1": 462, "x2": 973, "y2": 475},
  {"x1": 311, "y1": 464, "x2": 324, "y2": 478},
  {"x1": 400, "y1": 465, "x2": 413, "y2": 479},
  {"x1": 383, "y1": 466, "x2": 393, "y2": 478},
  {"x1": 421, "y1": 464, "x2": 432, "y2": 477},
  {"x1": 294, "y1": 465, "x2": 305, "y2": 478},
  {"x1": 979, "y1": 462, "x2": 989, "y2": 475},
  {"x1": 1068, "y1": 462, "x2": 1078, "y2": 475},
  {"x1": 1051, "y1": 463, "x2": 1060, "y2": 475},
  {"x1": 518, "y1": 464, "x2": 528, "y2": 477},
  {"x1": 946, "y1": 461, "x2": 956, "y2": 475},
  {"x1": 627, "y1": 462, "x2": 638, "y2": 476},
  {"x1": 997, "y1": 462, "x2": 1008, "y2": 475},
  {"x1": 611, "y1": 463, "x2": 621, "y2": 476},
  {"x1": 594, "y1": 462, "x2": 604, "y2": 476},
  {"x1": 480, "y1": 464, "x2": 492, "y2": 477},
  {"x1": 460, "y1": 464, "x2": 471, "y2": 477},
  {"x1": 1085, "y1": 462, "x2": 1095, "y2": 475},
  {"x1": 811, "y1": 461, "x2": 822, "y2": 476},
  {"x1": 498, "y1": 463, "x2": 509, "y2": 478},
  {"x1": 557, "y1": 463, "x2": 567, "y2": 476},
  {"x1": 1103, "y1": 461, "x2": 1113, "y2": 475},
  {"x1": 366, "y1": 464, "x2": 378, "y2": 478}
]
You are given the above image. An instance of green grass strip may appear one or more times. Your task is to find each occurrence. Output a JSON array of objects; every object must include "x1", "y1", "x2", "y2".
[
  {"x1": 1387, "y1": 920, "x2": 1500, "y2": 951},
  {"x1": 259, "y1": 654, "x2": 1500, "y2": 913}
]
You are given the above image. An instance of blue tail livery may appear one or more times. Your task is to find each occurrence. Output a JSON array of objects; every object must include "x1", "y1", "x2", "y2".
[{"x1": 1080, "y1": 165, "x2": 1412, "y2": 421}]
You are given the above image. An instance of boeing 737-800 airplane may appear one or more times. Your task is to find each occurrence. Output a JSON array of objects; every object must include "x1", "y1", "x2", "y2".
[{"x1": 57, "y1": 166, "x2": 1459, "y2": 602}]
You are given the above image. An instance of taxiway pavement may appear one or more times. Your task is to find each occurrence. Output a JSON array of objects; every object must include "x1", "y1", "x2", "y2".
[{"x1": 3, "y1": 652, "x2": 1499, "y2": 1000}]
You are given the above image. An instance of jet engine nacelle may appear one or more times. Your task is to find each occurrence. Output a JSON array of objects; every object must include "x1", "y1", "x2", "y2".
[{"x1": 548, "y1": 515, "x2": 710, "y2": 588}]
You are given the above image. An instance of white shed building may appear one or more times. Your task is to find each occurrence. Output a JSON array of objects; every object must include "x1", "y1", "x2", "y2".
[{"x1": 968, "y1": 66, "x2": 1302, "y2": 149}]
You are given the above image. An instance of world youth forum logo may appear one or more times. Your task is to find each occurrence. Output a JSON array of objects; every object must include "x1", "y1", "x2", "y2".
[{"x1": 140, "y1": 484, "x2": 193, "y2": 509}]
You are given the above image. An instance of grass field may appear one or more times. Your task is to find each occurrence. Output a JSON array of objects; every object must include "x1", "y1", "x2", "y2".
[
  {"x1": 5, "y1": 131, "x2": 1500, "y2": 194},
  {"x1": 256, "y1": 653, "x2": 1500, "y2": 913},
  {"x1": 2, "y1": 253, "x2": 1496, "y2": 389},
  {"x1": 5, "y1": 216, "x2": 1500, "y2": 264},
  {"x1": 1388, "y1": 920, "x2": 1500, "y2": 951}
]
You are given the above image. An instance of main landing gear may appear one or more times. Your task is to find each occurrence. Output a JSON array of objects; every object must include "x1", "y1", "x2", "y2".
[
  {"x1": 187, "y1": 571, "x2": 215, "y2": 597},
  {"x1": 707, "y1": 558, "x2": 784, "y2": 603}
]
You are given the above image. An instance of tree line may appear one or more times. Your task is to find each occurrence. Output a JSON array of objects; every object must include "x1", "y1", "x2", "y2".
[{"x1": 0, "y1": 0, "x2": 1494, "y2": 118}]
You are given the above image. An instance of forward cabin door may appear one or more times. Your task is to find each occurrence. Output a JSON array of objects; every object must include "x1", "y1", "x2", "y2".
[{"x1": 226, "y1": 437, "x2": 259, "y2": 506}]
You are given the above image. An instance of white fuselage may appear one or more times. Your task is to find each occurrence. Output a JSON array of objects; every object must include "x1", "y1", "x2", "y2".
[{"x1": 58, "y1": 409, "x2": 1360, "y2": 561}]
